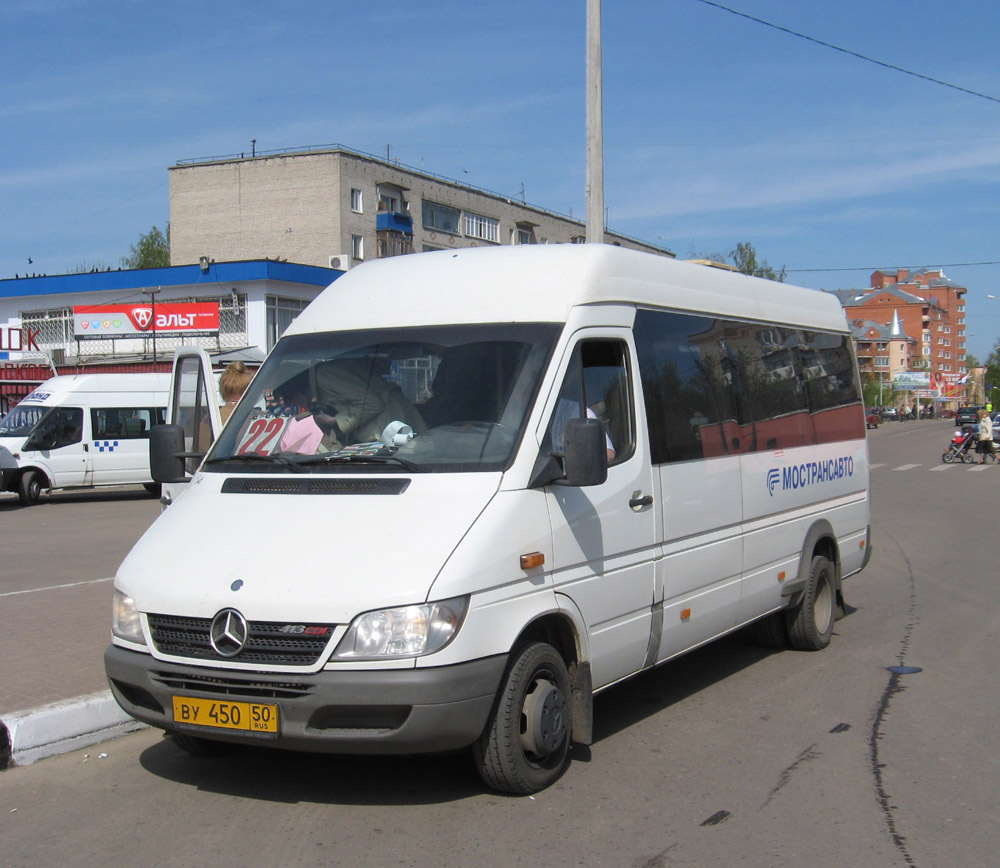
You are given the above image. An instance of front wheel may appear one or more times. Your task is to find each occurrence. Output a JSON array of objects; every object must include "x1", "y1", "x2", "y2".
[
  {"x1": 786, "y1": 555, "x2": 836, "y2": 651},
  {"x1": 18, "y1": 469, "x2": 44, "y2": 505},
  {"x1": 473, "y1": 642, "x2": 571, "y2": 794},
  {"x1": 942, "y1": 450, "x2": 955, "y2": 464}
]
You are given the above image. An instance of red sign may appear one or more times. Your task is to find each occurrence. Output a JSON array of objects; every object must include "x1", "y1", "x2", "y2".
[{"x1": 73, "y1": 303, "x2": 220, "y2": 340}]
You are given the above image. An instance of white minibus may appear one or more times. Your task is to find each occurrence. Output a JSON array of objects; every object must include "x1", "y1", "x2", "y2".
[
  {"x1": 105, "y1": 245, "x2": 871, "y2": 793},
  {"x1": 0, "y1": 373, "x2": 168, "y2": 504}
]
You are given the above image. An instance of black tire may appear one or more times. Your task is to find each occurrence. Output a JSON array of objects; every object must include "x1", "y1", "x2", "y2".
[
  {"x1": 942, "y1": 451, "x2": 955, "y2": 464},
  {"x1": 17, "y1": 470, "x2": 44, "y2": 506},
  {"x1": 749, "y1": 611, "x2": 788, "y2": 648},
  {"x1": 473, "y1": 642, "x2": 572, "y2": 794},
  {"x1": 170, "y1": 732, "x2": 236, "y2": 757},
  {"x1": 786, "y1": 555, "x2": 836, "y2": 651},
  {"x1": 143, "y1": 482, "x2": 162, "y2": 497}
]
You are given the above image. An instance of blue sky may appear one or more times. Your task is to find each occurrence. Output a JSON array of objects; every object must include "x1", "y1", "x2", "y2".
[{"x1": 3, "y1": 0, "x2": 999, "y2": 360}]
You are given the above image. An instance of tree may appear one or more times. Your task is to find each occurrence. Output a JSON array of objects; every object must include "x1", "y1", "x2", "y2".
[
  {"x1": 691, "y1": 241, "x2": 786, "y2": 282},
  {"x1": 730, "y1": 242, "x2": 786, "y2": 282},
  {"x1": 121, "y1": 225, "x2": 170, "y2": 269}
]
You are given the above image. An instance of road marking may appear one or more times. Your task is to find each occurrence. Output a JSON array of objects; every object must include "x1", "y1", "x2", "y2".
[
  {"x1": 0, "y1": 576, "x2": 114, "y2": 598},
  {"x1": 870, "y1": 463, "x2": 886, "y2": 469},
  {"x1": 929, "y1": 465, "x2": 952, "y2": 471},
  {"x1": 893, "y1": 464, "x2": 920, "y2": 471}
]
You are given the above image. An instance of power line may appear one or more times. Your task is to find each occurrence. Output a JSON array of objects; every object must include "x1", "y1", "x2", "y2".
[
  {"x1": 694, "y1": 0, "x2": 1000, "y2": 105},
  {"x1": 787, "y1": 261, "x2": 1000, "y2": 274}
]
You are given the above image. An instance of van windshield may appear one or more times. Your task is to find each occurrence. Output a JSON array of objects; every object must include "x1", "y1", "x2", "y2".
[
  {"x1": 206, "y1": 323, "x2": 560, "y2": 473},
  {"x1": 0, "y1": 404, "x2": 47, "y2": 437}
]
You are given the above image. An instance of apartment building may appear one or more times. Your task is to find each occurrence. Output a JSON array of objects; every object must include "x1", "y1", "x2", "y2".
[
  {"x1": 829, "y1": 267, "x2": 968, "y2": 402},
  {"x1": 168, "y1": 145, "x2": 674, "y2": 269}
]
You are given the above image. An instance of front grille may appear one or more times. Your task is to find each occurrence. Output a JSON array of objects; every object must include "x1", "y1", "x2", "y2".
[
  {"x1": 221, "y1": 477, "x2": 410, "y2": 495},
  {"x1": 152, "y1": 670, "x2": 313, "y2": 700},
  {"x1": 148, "y1": 613, "x2": 337, "y2": 666}
]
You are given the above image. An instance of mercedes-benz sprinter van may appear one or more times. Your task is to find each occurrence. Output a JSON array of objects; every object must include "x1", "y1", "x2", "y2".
[{"x1": 105, "y1": 245, "x2": 871, "y2": 793}]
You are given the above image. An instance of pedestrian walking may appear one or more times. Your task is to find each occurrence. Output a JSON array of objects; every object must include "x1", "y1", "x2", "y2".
[{"x1": 976, "y1": 409, "x2": 997, "y2": 464}]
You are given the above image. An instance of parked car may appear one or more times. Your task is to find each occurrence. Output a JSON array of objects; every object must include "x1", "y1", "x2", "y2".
[
  {"x1": 880, "y1": 406, "x2": 898, "y2": 422},
  {"x1": 865, "y1": 409, "x2": 880, "y2": 429},
  {"x1": 955, "y1": 405, "x2": 984, "y2": 427}
]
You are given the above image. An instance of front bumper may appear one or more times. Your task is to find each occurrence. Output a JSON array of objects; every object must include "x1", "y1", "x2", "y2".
[{"x1": 105, "y1": 644, "x2": 506, "y2": 755}]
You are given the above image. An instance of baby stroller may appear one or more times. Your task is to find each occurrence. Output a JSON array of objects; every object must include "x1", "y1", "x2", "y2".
[{"x1": 942, "y1": 428, "x2": 978, "y2": 463}]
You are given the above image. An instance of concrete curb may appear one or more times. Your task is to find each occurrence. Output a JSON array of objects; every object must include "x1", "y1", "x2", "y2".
[{"x1": 0, "y1": 690, "x2": 147, "y2": 769}]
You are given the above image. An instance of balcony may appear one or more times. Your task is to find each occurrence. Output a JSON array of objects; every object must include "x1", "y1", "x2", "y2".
[{"x1": 376, "y1": 212, "x2": 413, "y2": 234}]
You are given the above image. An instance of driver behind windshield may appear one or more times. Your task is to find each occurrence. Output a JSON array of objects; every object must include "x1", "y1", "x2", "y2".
[{"x1": 314, "y1": 357, "x2": 427, "y2": 445}]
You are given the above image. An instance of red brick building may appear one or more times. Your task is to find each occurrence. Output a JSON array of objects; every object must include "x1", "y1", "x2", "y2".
[{"x1": 830, "y1": 267, "x2": 968, "y2": 402}]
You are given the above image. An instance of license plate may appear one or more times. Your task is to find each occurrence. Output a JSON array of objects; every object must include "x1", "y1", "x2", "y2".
[{"x1": 172, "y1": 696, "x2": 279, "y2": 734}]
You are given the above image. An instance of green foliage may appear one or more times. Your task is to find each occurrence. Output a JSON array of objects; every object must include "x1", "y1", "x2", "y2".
[
  {"x1": 121, "y1": 225, "x2": 170, "y2": 270},
  {"x1": 730, "y1": 242, "x2": 786, "y2": 282},
  {"x1": 984, "y1": 342, "x2": 1000, "y2": 404},
  {"x1": 691, "y1": 241, "x2": 786, "y2": 282}
]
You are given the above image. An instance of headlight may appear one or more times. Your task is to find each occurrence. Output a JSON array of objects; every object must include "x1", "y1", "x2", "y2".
[
  {"x1": 333, "y1": 596, "x2": 468, "y2": 660},
  {"x1": 112, "y1": 590, "x2": 146, "y2": 646}
]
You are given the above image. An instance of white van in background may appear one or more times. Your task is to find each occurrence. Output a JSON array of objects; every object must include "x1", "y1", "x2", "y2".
[
  {"x1": 105, "y1": 244, "x2": 871, "y2": 794},
  {"x1": 0, "y1": 373, "x2": 169, "y2": 504}
]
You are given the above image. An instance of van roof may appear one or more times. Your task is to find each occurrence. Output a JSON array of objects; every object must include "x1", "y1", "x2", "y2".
[
  {"x1": 286, "y1": 244, "x2": 848, "y2": 336},
  {"x1": 21, "y1": 373, "x2": 170, "y2": 402}
]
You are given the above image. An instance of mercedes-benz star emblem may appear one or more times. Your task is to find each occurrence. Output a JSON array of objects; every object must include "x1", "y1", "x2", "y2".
[{"x1": 210, "y1": 608, "x2": 249, "y2": 657}]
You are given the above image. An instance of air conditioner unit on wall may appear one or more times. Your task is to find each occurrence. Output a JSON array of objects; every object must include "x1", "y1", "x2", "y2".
[{"x1": 328, "y1": 254, "x2": 351, "y2": 271}]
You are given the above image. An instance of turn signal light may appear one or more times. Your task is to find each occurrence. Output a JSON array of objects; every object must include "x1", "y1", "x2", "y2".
[
  {"x1": 680, "y1": 608, "x2": 691, "y2": 621},
  {"x1": 778, "y1": 571, "x2": 786, "y2": 582},
  {"x1": 520, "y1": 552, "x2": 545, "y2": 570}
]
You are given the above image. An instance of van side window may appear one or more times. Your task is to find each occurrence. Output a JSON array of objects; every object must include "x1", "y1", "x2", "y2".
[
  {"x1": 633, "y1": 310, "x2": 738, "y2": 463},
  {"x1": 634, "y1": 309, "x2": 864, "y2": 461},
  {"x1": 548, "y1": 339, "x2": 634, "y2": 465},
  {"x1": 800, "y1": 332, "x2": 865, "y2": 443},
  {"x1": 37, "y1": 407, "x2": 84, "y2": 448},
  {"x1": 91, "y1": 408, "x2": 159, "y2": 439}
]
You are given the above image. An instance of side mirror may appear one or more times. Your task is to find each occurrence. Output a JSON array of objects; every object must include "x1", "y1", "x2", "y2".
[
  {"x1": 149, "y1": 424, "x2": 188, "y2": 483},
  {"x1": 24, "y1": 431, "x2": 56, "y2": 451},
  {"x1": 562, "y1": 417, "x2": 608, "y2": 487}
]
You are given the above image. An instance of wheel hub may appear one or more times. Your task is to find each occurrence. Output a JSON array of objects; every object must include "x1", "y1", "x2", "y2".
[{"x1": 520, "y1": 677, "x2": 567, "y2": 758}]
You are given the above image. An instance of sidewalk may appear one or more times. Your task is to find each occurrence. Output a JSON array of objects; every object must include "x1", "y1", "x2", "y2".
[{"x1": 0, "y1": 578, "x2": 145, "y2": 768}]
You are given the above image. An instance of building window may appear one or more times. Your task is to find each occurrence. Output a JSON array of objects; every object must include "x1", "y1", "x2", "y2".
[
  {"x1": 464, "y1": 212, "x2": 499, "y2": 243},
  {"x1": 515, "y1": 226, "x2": 535, "y2": 245},
  {"x1": 875, "y1": 357, "x2": 889, "y2": 368},
  {"x1": 352, "y1": 234, "x2": 364, "y2": 260},
  {"x1": 422, "y1": 201, "x2": 461, "y2": 234},
  {"x1": 351, "y1": 188, "x2": 363, "y2": 213},
  {"x1": 265, "y1": 296, "x2": 309, "y2": 351}
]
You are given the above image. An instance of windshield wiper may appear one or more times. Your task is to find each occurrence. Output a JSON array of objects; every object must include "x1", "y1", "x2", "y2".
[
  {"x1": 203, "y1": 453, "x2": 306, "y2": 473},
  {"x1": 295, "y1": 452, "x2": 427, "y2": 472}
]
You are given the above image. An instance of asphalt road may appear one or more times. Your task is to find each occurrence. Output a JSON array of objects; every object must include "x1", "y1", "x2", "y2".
[{"x1": 1, "y1": 421, "x2": 996, "y2": 868}]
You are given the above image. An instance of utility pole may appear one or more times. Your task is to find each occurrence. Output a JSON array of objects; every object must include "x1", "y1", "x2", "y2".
[
  {"x1": 142, "y1": 287, "x2": 160, "y2": 365},
  {"x1": 585, "y1": 0, "x2": 605, "y2": 243}
]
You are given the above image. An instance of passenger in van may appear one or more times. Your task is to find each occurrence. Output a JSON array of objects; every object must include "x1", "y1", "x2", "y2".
[
  {"x1": 314, "y1": 358, "x2": 427, "y2": 444},
  {"x1": 219, "y1": 362, "x2": 255, "y2": 423}
]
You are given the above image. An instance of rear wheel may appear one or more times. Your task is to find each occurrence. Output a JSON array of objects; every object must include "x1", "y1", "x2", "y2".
[
  {"x1": 786, "y1": 555, "x2": 836, "y2": 651},
  {"x1": 17, "y1": 470, "x2": 44, "y2": 505},
  {"x1": 474, "y1": 642, "x2": 571, "y2": 794}
]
